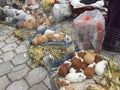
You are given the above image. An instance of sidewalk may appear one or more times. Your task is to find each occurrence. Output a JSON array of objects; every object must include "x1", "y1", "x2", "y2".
[{"x1": 0, "y1": 20, "x2": 119, "y2": 90}]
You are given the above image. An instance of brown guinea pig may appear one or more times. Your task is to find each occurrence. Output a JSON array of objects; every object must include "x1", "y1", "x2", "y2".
[
  {"x1": 77, "y1": 50, "x2": 87, "y2": 58},
  {"x1": 84, "y1": 50, "x2": 95, "y2": 64},
  {"x1": 18, "y1": 20, "x2": 25, "y2": 28},
  {"x1": 32, "y1": 37, "x2": 38, "y2": 45},
  {"x1": 71, "y1": 57, "x2": 88, "y2": 72},
  {"x1": 58, "y1": 63, "x2": 70, "y2": 77},
  {"x1": 94, "y1": 55, "x2": 102, "y2": 63},
  {"x1": 84, "y1": 67, "x2": 95, "y2": 79}
]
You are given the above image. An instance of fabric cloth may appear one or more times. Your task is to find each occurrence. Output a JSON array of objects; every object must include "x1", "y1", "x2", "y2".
[
  {"x1": 80, "y1": 0, "x2": 101, "y2": 4},
  {"x1": 80, "y1": 0, "x2": 107, "y2": 14},
  {"x1": 102, "y1": 0, "x2": 120, "y2": 51}
]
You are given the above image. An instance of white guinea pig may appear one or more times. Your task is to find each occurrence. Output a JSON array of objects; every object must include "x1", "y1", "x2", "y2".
[
  {"x1": 95, "y1": 60, "x2": 108, "y2": 76},
  {"x1": 65, "y1": 72, "x2": 86, "y2": 83}
]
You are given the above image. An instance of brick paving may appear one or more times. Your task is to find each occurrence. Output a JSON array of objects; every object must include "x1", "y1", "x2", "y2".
[{"x1": 0, "y1": 20, "x2": 119, "y2": 90}]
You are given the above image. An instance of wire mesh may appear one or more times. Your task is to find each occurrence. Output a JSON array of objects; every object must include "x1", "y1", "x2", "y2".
[
  {"x1": 102, "y1": 26, "x2": 120, "y2": 65},
  {"x1": 73, "y1": 24, "x2": 104, "y2": 54},
  {"x1": 102, "y1": 26, "x2": 120, "y2": 51}
]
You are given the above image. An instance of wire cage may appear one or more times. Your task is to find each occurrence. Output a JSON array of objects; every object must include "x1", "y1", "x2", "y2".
[
  {"x1": 73, "y1": 24, "x2": 104, "y2": 54},
  {"x1": 100, "y1": 26, "x2": 120, "y2": 81},
  {"x1": 41, "y1": 24, "x2": 120, "y2": 90},
  {"x1": 35, "y1": 16, "x2": 120, "y2": 90},
  {"x1": 101, "y1": 26, "x2": 120, "y2": 65},
  {"x1": 72, "y1": 10, "x2": 105, "y2": 53},
  {"x1": 102, "y1": 26, "x2": 120, "y2": 53}
]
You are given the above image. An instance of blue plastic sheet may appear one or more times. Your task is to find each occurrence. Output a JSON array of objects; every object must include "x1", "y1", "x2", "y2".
[{"x1": 29, "y1": 24, "x2": 79, "y2": 67}]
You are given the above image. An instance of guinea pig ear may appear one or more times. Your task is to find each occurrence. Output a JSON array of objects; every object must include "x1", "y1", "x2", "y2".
[{"x1": 80, "y1": 69, "x2": 84, "y2": 73}]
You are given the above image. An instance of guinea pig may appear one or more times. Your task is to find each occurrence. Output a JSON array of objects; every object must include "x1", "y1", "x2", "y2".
[
  {"x1": 58, "y1": 62, "x2": 71, "y2": 77},
  {"x1": 65, "y1": 71, "x2": 86, "y2": 83}
]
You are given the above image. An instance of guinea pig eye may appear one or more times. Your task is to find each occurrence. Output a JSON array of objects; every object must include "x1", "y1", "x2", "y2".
[
  {"x1": 79, "y1": 74, "x2": 84, "y2": 78},
  {"x1": 79, "y1": 75, "x2": 82, "y2": 77}
]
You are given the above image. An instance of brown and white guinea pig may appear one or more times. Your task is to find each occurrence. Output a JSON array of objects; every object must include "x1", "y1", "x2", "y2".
[
  {"x1": 17, "y1": 20, "x2": 25, "y2": 28},
  {"x1": 84, "y1": 50, "x2": 95, "y2": 64},
  {"x1": 84, "y1": 67, "x2": 95, "y2": 79},
  {"x1": 94, "y1": 54, "x2": 102, "y2": 63},
  {"x1": 84, "y1": 62, "x2": 96, "y2": 79},
  {"x1": 70, "y1": 57, "x2": 88, "y2": 72},
  {"x1": 77, "y1": 50, "x2": 87, "y2": 58},
  {"x1": 58, "y1": 61, "x2": 72, "y2": 77}
]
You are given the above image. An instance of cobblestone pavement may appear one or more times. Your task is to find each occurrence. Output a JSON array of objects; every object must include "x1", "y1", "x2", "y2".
[{"x1": 0, "y1": 20, "x2": 120, "y2": 90}]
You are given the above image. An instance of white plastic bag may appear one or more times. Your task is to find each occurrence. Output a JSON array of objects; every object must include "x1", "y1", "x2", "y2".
[
  {"x1": 74, "y1": 9, "x2": 105, "y2": 29},
  {"x1": 58, "y1": 0, "x2": 69, "y2": 4},
  {"x1": 73, "y1": 10, "x2": 105, "y2": 53},
  {"x1": 52, "y1": 4, "x2": 72, "y2": 22}
]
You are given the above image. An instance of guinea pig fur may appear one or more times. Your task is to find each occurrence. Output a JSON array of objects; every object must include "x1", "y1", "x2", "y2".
[
  {"x1": 65, "y1": 72, "x2": 86, "y2": 83},
  {"x1": 84, "y1": 50, "x2": 95, "y2": 64},
  {"x1": 56, "y1": 78, "x2": 69, "y2": 89},
  {"x1": 70, "y1": 57, "x2": 88, "y2": 72},
  {"x1": 95, "y1": 60, "x2": 108, "y2": 76},
  {"x1": 77, "y1": 50, "x2": 87, "y2": 58},
  {"x1": 94, "y1": 54, "x2": 102, "y2": 63},
  {"x1": 58, "y1": 63, "x2": 70, "y2": 77},
  {"x1": 84, "y1": 67, "x2": 95, "y2": 79}
]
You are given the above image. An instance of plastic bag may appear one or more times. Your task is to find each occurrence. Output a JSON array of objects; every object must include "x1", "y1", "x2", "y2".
[
  {"x1": 58, "y1": 0, "x2": 69, "y2": 4},
  {"x1": 74, "y1": 10, "x2": 105, "y2": 28},
  {"x1": 52, "y1": 3, "x2": 72, "y2": 22},
  {"x1": 73, "y1": 10, "x2": 105, "y2": 53}
]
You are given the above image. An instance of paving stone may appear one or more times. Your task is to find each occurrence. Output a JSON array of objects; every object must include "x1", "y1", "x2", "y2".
[
  {"x1": 25, "y1": 67, "x2": 47, "y2": 86},
  {"x1": 26, "y1": 59, "x2": 32, "y2": 68},
  {"x1": 43, "y1": 75, "x2": 52, "y2": 89},
  {"x1": 0, "y1": 49, "x2": 3, "y2": 55},
  {"x1": 0, "y1": 51, "x2": 16, "y2": 62},
  {"x1": 16, "y1": 40, "x2": 22, "y2": 45},
  {"x1": 0, "y1": 76, "x2": 11, "y2": 90},
  {"x1": 0, "y1": 59, "x2": 3, "y2": 64},
  {"x1": 0, "y1": 24, "x2": 9, "y2": 30},
  {"x1": 18, "y1": 41, "x2": 26, "y2": 45},
  {"x1": 5, "y1": 36, "x2": 17, "y2": 43},
  {"x1": 0, "y1": 36, "x2": 8, "y2": 42},
  {"x1": 23, "y1": 41, "x2": 30, "y2": 48},
  {"x1": 113, "y1": 54, "x2": 120, "y2": 65},
  {"x1": 2, "y1": 43, "x2": 17, "y2": 52},
  {"x1": 28, "y1": 83, "x2": 48, "y2": 90},
  {"x1": 6, "y1": 79, "x2": 29, "y2": 90},
  {"x1": 8, "y1": 64, "x2": 30, "y2": 81},
  {"x1": 0, "y1": 41, "x2": 6, "y2": 48},
  {"x1": 0, "y1": 29, "x2": 12, "y2": 36},
  {"x1": 11, "y1": 53, "x2": 29, "y2": 65},
  {"x1": 0, "y1": 62, "x2": 14, "y2": 76},
  {"x1": 15, "y1": 44, "x2": 27, "y2": 54}
]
